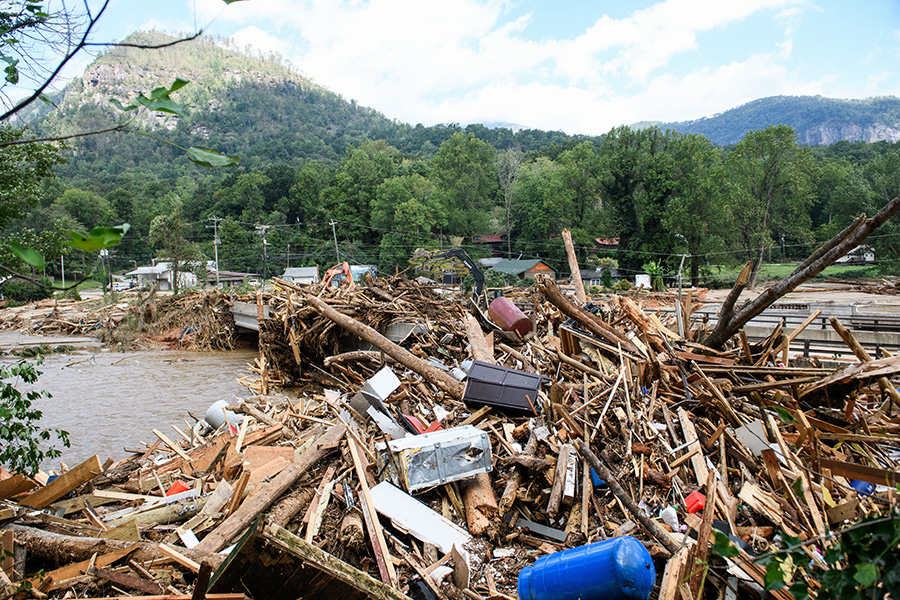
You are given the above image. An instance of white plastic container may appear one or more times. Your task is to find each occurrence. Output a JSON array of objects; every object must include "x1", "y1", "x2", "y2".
[{"x1": 204, "y1": 400, "x2": 242, "y2": 429}]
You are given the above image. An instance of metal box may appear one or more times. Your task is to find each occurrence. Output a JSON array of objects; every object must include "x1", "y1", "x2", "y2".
[
  {"x1": 377, "y1": 425, "x2": 492, "y2": 492},
  {"x1": 463, "y1": 360, "x2": 546, "y2": 416}
]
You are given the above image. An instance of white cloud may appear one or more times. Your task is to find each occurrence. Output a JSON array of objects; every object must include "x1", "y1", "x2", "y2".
[{"x1": 186, "y1": 0, "x2": 833, "y2": 132}]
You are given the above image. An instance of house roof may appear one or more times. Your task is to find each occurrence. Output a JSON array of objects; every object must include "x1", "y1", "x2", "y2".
[
  {"x1": 492, "y1": 259, "x2": 555, "y2": 275},
  {"x1": 127, "y1": 264, "x2": 169, "y2": 276}
]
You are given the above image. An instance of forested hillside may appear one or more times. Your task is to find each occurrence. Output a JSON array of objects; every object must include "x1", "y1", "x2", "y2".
[
  {"x1": 660, "y1": 96, "x2": 900, "y2": 146},
  {"x1": 5, "y1": 32, "x2": 900, "y2": 290}
]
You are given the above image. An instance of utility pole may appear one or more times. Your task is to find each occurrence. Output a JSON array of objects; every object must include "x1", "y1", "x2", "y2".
[
  {"x1": 256, "y1": 224, "x2": 271, "y2": 285},
  {"x1": 286, "y1": 244, "x2": 290, "y2": 269},
  {"x1": 329, "y1": 220, "x2": 340, "y2": 262},
  {"x1": 206, "y1": 216, "x2": 223, "y2": 288}
]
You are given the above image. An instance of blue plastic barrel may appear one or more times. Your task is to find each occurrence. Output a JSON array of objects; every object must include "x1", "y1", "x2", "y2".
[{"x1": 518, "y1": 537, "x2": 656, "y2": 600}]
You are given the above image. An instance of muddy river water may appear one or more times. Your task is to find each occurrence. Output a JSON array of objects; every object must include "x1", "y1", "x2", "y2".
[{"x1": 6, "y1": 347, "x2": 259, "y2": 471}]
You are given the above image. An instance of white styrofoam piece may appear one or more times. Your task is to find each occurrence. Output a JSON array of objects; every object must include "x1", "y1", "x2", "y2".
[
  {"x1": 370, "y1": 481, "x2": 470, "y2": 556},
  {"x1": 369, "y1": 366, "x2": 402, "y2": 401},
  {"x1": 733, "y1": 420, "x2": 769, "y2": 457},
  {"x1": 368, "y1": 405, "x2": 408, "y2": 439}
]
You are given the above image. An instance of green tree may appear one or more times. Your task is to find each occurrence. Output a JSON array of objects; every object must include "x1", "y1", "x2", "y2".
[
  {"x1": 726, "y1": 125, "x2": 815, "y2": 287},
  {"x1": 0, "y1": 360, "x2": 69, "y2": 476},
  {"x1": 662, "y1": 133, "x2": 729, "y2": 285},
  {"x1": 497, "y1": 146, "x2": 523, "y2": 257},
  {"x1": 371, "y1": 173, "x2": 445, "y2": 266},
  {"x1": 431, "y1": 132, "x2": 499, "y2": 236},
  {"x1": 598, "y1": 126, "x2": 651, "y2": 274},
  {"x1": 53, "y1": 188, "x2": 115, "y2": 232},
  {"x1": 148, "y1": 201, "x2": 202, "y2": 293}
]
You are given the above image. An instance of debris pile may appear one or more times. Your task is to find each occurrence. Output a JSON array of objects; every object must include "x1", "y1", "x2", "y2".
[{"x1": 0, "y1": 274, "x2": 898, "y2": 599}]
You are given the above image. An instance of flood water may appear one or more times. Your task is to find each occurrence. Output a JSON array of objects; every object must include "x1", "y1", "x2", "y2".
[{"x1": 6, "y1": 348, "x2": 259, "y2": 471}]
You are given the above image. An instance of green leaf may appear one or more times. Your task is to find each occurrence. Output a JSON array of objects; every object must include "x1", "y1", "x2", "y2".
[
  {"x1": 136, "y1": 95, "x2": 186, "y2": 116},
  {"x1": 764, "y1": 560, "x2": 786, "y2": 591},
  {"x1": 109, "y1": 98, "x2": 138, "y2": 112},
  {"x1": 9, "y1": 243, "x2": 43, "y2": 269},
  {"x1": 64, "y1": 224, "x2": 130, "y2": 252},
  {"x1": 791, "y1": 475, "x2": 805, "y2": 497},
  {"x1": 186, "y1": 146, "x2": 240, "y2": 168},
  {"x1": 37, "y1": 93, "x2": 58, "y2": 108},
  {"x1": 772, "y1": 405, "x2": 795, "y2": 424},
  {"x1": 854, "y1": 562, "x2": 878, "y2": 586},
  {"x1": 711, "y1": 530, "x2": 739, "y2": 559}
]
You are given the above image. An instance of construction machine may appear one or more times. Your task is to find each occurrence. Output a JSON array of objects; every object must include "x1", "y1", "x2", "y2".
[
  {"x1": 417, "y1": 248, "x2": 487, "y2": 309},
  {"x1": 321, "y1": 261, "x2": 354, "y2": 289}
]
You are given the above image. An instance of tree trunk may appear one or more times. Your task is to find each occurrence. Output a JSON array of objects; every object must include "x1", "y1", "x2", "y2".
[
  {"x1": 538, "y1": 278, "x2": 638, "y2": 354},
  {"x1": 703, "y1": 194, "x2": 900, "y2": 348},
  {"x1": 3, "y1": 523, "x2": 225, "y2": 570}
]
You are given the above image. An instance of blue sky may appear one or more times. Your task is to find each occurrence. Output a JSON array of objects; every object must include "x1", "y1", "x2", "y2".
[{"x1": 42, "y1": 0, "x2": 900, "y2": 135}]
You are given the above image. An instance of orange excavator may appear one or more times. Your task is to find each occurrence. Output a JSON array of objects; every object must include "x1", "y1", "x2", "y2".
[{"x1": 321, "y1": 261, "x2": 354, "y2": 289}]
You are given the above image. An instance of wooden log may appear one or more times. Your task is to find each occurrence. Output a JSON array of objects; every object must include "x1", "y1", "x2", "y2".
[
  {"x1": 704, "y1": 194, "x2": 900, "y2": 348},
  {"x1": 324, "y1": 351, "x2": 398, "y2": 367},
  {"x1": 464, "y1": 313, "x2": 494, "y2": 363},
  {"x1": 546, "y1": 444, "x2": 572, "y2": 517},
  {"x1": 92, "y1": 566, "x2": 164, "y2": 595},
  {"x1": 539, "y1": 279, "x2": 638, "y2": 354},
  {"x1": 268, "y1": 488, "x2": 313, "y2": 529},
  {"x1": 562, "y1": 229, "x2": 587, "y2": 305},
  {"x1": 193, "y1": 422, "x2": 346, "y2": 553},
  {"x1": 460, "y1": 473, "x2": 498, "y2": 536},
  {"x1": 499, "y1": 434, "x2": 537, "y2": 516},
  {"x1": 3, "y1": 523, "x2": 224, "y2": 570},
  {"x1": 301, "y1": 291, "x2": 465, "y2": 400}
]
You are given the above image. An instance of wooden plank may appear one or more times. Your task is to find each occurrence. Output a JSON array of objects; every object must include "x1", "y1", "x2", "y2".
[
  {"x1": 33, "y1": 544, "x2": 137, "y2": 591},
  {"x1": 264, "y1": 524, "x2": 410, "y2": 600},
  {"x1": 819, "y1": 458, "x2": 900, "y2": 487},
  {"x1": 21, "y1": 455, "x2": 102, "y2": 509},
  {"x1": 674, "y1": 351, "x2": 735, "y2": 366},
  {"x1": 349, "y1": 436, "x2": 398, "y2": 588},
  {"x1": 99, "y1": 520, "x2": 142, "y2": 542},
  {"x1": 153, "y1": 429, "x2": 193, "y2": 464},
  {"x1": 209, "y1": 521, "x2": 407, "y2": 600},
  {"x1": 159, "y1": 543, "x2": 201, "y2": 572},
  {"x1": 0, "y1": 473, "x2": 37, "y2": 500}
]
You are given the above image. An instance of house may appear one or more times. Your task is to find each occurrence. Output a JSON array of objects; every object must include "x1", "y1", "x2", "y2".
[
  {"x1": 579, "y1": 267, "x2": 621, "y2": 287},
  {"x1": 471, "y1": 234, "x2": 508, "y2": 257},
  {"x1": 126, "y1": 262, "x2": 197, "y2": 290},
  {"x1": 491, "y1": 259, "x2": 556, "y2": 280},
  {"x1": 835, "y1": 245, "x2": 875, "y2": 265},
  {"x1": 208, "y1": 269, "x2": 261, "y2": 288},
  {"x1": 282, "y1": 266, "x2": 320, "y2": 285}
]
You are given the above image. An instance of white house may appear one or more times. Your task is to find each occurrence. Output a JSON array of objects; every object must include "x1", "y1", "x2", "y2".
[
  {"x1": 126, "y1": 262, "x2": 198, "y2": 290},
  {"x1": 282, "y1": 266, "x2": 320, "y2": 285}
]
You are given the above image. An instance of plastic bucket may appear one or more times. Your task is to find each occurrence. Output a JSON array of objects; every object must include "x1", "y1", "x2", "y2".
[
  {"x1": 488, "y1": 297, "x2": 533, "y2": 337},
  {"x1": 204, "y1": 400, "x2": 242, "y2": 429},
  {"x1": 518, "y1": 536, "x2": 656, "y2": 600}
]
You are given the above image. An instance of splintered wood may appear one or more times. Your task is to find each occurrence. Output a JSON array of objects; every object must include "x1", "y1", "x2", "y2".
[{"x1": 1, "y1": 273, "x2": 898, "y2": 600}]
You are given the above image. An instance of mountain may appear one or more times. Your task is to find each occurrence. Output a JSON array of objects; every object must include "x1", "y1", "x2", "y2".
[
  {"x1": 30, "y1": 31, "x2": 573, "y2": 186},
  {"x1": 656, "y1": 95, "x2": 900, "y2": 146}
]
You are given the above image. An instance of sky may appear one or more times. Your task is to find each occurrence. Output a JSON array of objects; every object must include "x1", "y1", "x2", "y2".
[{"x1": 29, "y1": 0, "x2": 900, "y2": 135}]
